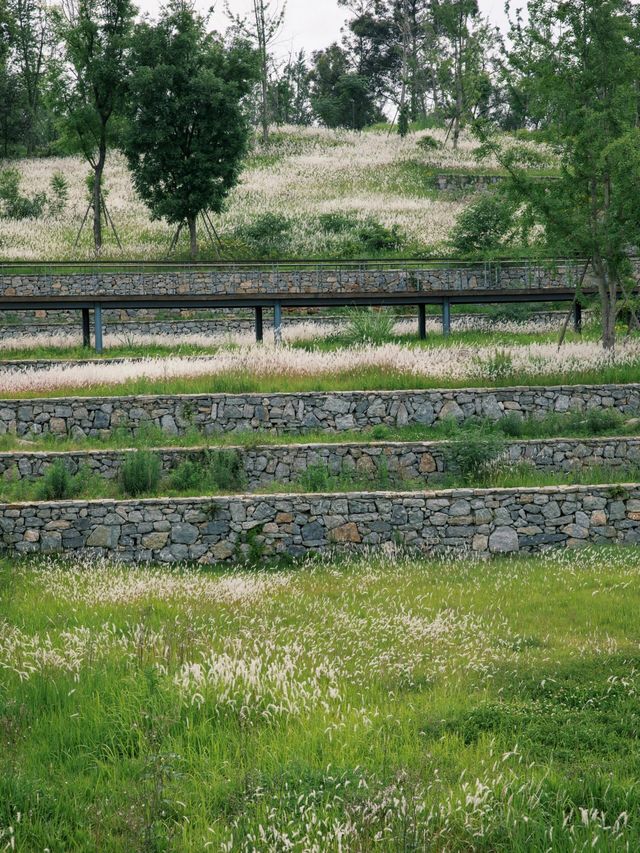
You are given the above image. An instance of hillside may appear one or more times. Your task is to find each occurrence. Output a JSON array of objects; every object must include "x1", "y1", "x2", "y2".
[{"x1": 0, "y1": 127, "x2": 554, "y2": 262}]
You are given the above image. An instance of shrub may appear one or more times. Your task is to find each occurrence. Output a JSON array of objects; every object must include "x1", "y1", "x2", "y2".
[
  {"x1": 0, "y1": 168, "x2": 47, "y2": 220},
  {"x1": 445, "y1": 433, "x2": 506, "y2": 484},
  {"x1": 120, "y1": 451, "x2": 161, "y2": 497},
  {"x1": 318, "y1": 212, "x2": 360, "y2": 234},
  {"x1": 449, "y1": 191, "x2": 517, "y2": 255},
  {"x1": 238, "y1": 213, "x2": 292, "y2": 257},
  {"x1": 584, "y1": 408, "x2": 623, "y2": 434},
  {"x1": 37, "y1": 461, "x2": 76, "y2": 501},
  {"x1": 357, "y1": 220, "x2": 404, "y2": 253},
  {"x1": 474, "y1": 349, "x2": 515, "y2": 382},
  {"x1": 298, "y1": 464, "x2": 334, "y2": 492},
  {"x1": 416, "y1": 133, "x2": 442, "y2": 152},
  {"x1": 48, "y1": 171, "x2": 69, "y2": 216},
  {"x1": 344, "y1": 308, "x2": 395, "y2": 345},
  {"x1": 204, "y1": 450, "x2": 245, "y2": 492},
  {"x1": 498, "y1": 412, "x2": 526, "y2": 438}
]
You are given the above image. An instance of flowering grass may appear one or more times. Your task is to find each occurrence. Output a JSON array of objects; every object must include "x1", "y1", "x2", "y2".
[
  {"x1": 1, "y1": 546, "x2": 640, "y2": 850},
  {"x1": 0, "y1": 127, "x2": 552, "y2": 261},
  {"x1": 1, "y1": 337, "x2": 640, "y2": 398}
]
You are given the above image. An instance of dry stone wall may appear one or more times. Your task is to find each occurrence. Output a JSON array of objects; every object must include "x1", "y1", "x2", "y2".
[
  {"x1": 1, "y1": 437, "x2": 639, "y2": 489},
  {"x1": 2, "y1": 484, "x2": 639, "y2": 562},
  {"x1": 1, "y1": 386, "x2": 639, "y2": 438},
  {"x1": 4, "y1": 261, "x2": 634, "y2": 298}
]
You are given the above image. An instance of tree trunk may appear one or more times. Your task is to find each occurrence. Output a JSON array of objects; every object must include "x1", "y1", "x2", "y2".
[
  {"x1": 188, "y1": 216, "x2": 198, "y2": 261},
  {"x1": 92, "y1": 139, "x2": 106, "y2": 256},
  {"x1": 593, "y1": 255, "x2": 616, "y2": 349}
]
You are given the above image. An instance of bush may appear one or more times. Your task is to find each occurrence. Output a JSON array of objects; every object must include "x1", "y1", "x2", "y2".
[
  {"x1": 120, "y1": 451, "x2": 161, "y2": 497},
  {"x1": 0, "y1": 168, "x2": 47, "y2": 220},
  {"x1": 238, "y1": 213, "x2": 292, "y2": 257},
  {"x1": 48, "y1": 171, "x2": 69, "y2": 216},
  {"x1": 357, "y1": 220, "x2": 404, "y2": 253},
  {"x1": 474, "y1": 349, "x2": 515, "y2": 382},
  {"x1": 170, "y1": 450, "x2": 245, "y2": 493},
  {"x1": 449, "y1": 192, "x2": 517, "y2": 255},
  {"x1": 37, "y1": 461, "x2": 76, "y2": 501},
  {"x1": 318, "y1": 212, "x2": 360, "y2": 234},
  {"x1": 298, "y1": 464, "x2": 334, "y2": 492},
  {"x1": 344, "y1": 308, "x2": 395, "y2": 345},
  {"x1": 445, "y1": 433, "x2": 506, "y2": 484},
  {"x1": 416, "y1": 134, "x2": 442, "y2": 152}
]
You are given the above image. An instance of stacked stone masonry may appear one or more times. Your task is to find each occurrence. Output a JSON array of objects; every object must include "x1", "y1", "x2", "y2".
[
  {"x1": 1, "y1": 437, "x2": 639, "y2": 489},
  {"x1": 0, "y1": 385, "x2": 639, "y2": 438},
  {"x1": 3, "y1": 260, "x2": 639, "y2": 299},
  {"x1": 0, "y1": 311, "x2": 577, "y2": 340},
  {"x1": 2, "y1": 484, "x2": 639, "y2": 562}
]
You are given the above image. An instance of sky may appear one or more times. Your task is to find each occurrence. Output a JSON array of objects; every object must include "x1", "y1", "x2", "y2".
[{"x1": 139, "y1": 1, "x2": 512, "y2": 60}]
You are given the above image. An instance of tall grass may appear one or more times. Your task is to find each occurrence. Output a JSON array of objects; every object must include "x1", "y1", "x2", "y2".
[{"x1": 1, "y1": 547, "x2": 640, "y2": 849}]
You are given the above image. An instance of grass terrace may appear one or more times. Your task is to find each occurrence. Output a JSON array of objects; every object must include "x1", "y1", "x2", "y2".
[{"x1": 2, "y1": 547, "x2": 640, "y2": 850}]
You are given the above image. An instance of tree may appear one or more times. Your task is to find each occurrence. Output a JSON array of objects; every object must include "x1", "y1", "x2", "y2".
[
  {"x1": 226, "y1": 0, "x2": 286, "y2": 144},
  {"x1": 51, "y1": 0, "x2": 136, "y2": 253},
  {"x1": 309, "y1": 43, "x2": 379, "y2": 129},
  {"x1": 6, "y1": 0, "x2": 51, "y2": 153},
  {"x1": 433, "y1": 0, "x2": 496, "y2": 148},
  {"x1": 123, "y1": 3, "x2": 257, "y2": 259},
  {"x1": 269, "y1": 50, "x2": 311, "y2": 126},
  {"x1": 479, "y1": 0, "x2": 640, "y2": 348}
]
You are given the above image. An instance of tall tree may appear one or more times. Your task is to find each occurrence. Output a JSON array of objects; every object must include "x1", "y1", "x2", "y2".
[
  {"x1": 433, "y1": 0, "x2": 496, "y2": 148},
  {"x1": 6, "y1": 0, "x2": 50, "y2": 153},
  {"x1": 269, "y1": 50, "x2": 311, "y2": 126},
  {"x1": 479, "y1": 0, "x2": 640, "y2": 349},
  {"x1": 226, "y1": 0, "x2": 286, "y2": 144},
  {"x1": 309, "y1": 42, "x2": 379, "y2": 129},
  {"x1": 123, "y1": 3, "x2": 257, "y2": 259},
  {"x1": 51, "y1": 0, "x2": 136, "y2": 253}
]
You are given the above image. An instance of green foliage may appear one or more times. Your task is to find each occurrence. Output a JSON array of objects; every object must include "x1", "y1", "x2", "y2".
[
  {"x1": 237, "y1": 213, "x2": 292, "y2": 258},
  {"x1": 356, "y1": 220, "x2": 404, "y2": 253},
  {"x1": 123, "y1": 5, "x2": 258, "y2": 257},
  {"x1": 120, "y1": 450, "x2": 161, "y2": 497},
  {"x1": 37, "y1": 460, "x2": 76, "y2": 500},
  {"x1": 48, "y1": 171, "x2": 68, "y2": 216},
  {"x1": 473, "y1": 349, "x2": 515, "y2": 382},
  {"x1": 169, "y1": 450, "x2": 245, "y2": 493},
  {"x1": 444, "y1": 431, "x2": 506, "y2": 483},
  {"x1": 318, "y1": 212, "x2": 360, "y2": 234},
  {"x1": 416, "y1": 133, "x2": 442, "y2": 152},
  {"x1": 343, "y1": 308, "x2": 395, "y2": 345},
  {"x1": 297, "y1": 463, "x2": 333, "y2": 492},
  {"x1": 0, "y1": 168, "x2": 46, "y2": 219},
  {"x1": 450, "y1": 191, "x2": 518, "y2": 254}
]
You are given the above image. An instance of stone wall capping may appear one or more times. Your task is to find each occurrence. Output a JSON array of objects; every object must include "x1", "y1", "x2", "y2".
[
  {"x1": 2, "y1": 381, "x2": 640, "y2": 407},
  {"x1": 3, "y1": 480, "x2": 640, "y2": 510}
]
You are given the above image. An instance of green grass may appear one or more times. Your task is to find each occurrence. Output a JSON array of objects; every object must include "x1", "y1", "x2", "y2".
[
  {"x1": 2, "y1": 547, "x2": 640, "y2": 849},
  {"x1": 0, "y1": 408, "x2": 636, "y2": 454}
]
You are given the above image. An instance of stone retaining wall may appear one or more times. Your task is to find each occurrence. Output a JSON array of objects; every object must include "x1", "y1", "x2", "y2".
[
  {"x1": 0, "y1": 385, "x2": 638, "y2": 438},
  {"x1": 3, "y1": 260, "x2": 632, "y2": 298},
  {"x1": 0, "y1": 311, "x2": 576, "y2": 343},
  {"x1": 2, "y1": 483, "x2": 639, "y2": 561},
  {"x1": 1, "y1": 437, "x2": 639, "y2": 489},
  {"x1": 433, "y1": 174, "x2": 507, "y2": 192}
]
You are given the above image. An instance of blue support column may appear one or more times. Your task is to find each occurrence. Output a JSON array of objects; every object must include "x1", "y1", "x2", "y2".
[
  {"x1": 274, "y1": 302, "x2": 282, "y2": 346},
  {"x1": 255, "y1": 306, "x2": 264, "y2": 343},
  {"x1": 94, "y1": 304, "x2": 103, "y2": 354},
  {"x1": 442, "y1": 298, "x2": 451, "y2": 337},
  {"x1": 573, "y1": 301, "x2": 583, "y2": 335}
]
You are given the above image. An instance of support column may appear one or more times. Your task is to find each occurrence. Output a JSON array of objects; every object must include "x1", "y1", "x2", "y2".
[
  {"x1": 418, "y1": 304, "x2": 427, "y2": 340},
  {"x1": 255, "y1": 306, "x2": 264, "y2": 343},
  {"x1": 82, "y1": 308, "x2": 91, "y2": 348},
  {"x1": 94, "y1": 304, "x2": 103, "y2": 354},
  {"x1": 442, "y1": 298, "x2": 451, "y2": 337},
  {"x1": 573, "y1": 301, "x2": 583, "y2": 335},
  {"x1": 274, "y1": 302, "x2": 282, "y2": 346}
]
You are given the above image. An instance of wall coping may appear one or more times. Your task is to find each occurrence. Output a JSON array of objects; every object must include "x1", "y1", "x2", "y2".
[
  {"x1": 3, "y1": 480, "x2": 637, "y2": 510},
  {"x1": 2, "y1": 383, "x2": 640, "y2": 406}
]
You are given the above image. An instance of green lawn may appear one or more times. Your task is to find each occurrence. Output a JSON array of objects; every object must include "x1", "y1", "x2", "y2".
[{"x1": 2, "y1": 547, "x2": 640, "y2": 850}]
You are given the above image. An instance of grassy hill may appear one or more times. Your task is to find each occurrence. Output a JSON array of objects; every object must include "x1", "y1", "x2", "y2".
[{"x1": 0, "y1": 126, "x2": 555, "y2": 262}]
